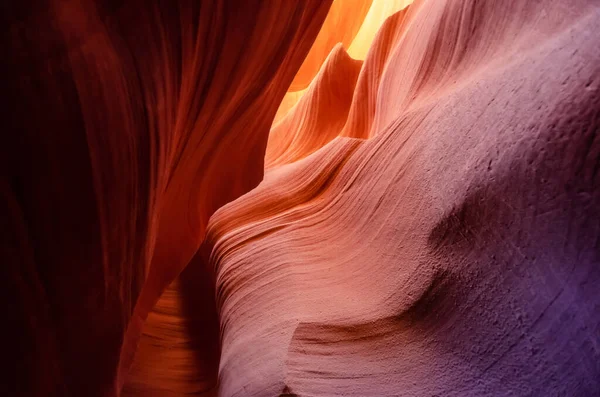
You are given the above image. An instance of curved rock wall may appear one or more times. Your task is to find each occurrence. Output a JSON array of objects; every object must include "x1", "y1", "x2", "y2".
[
  {"x1": 205, "y1": 0, "x2": 600, "y2": 395},
  {"x1": 0, "y1": 1, "x2": 331, "y2": 395},
  {"x1": 3, "y1": 0, "x2": 599, "y2": 396}
]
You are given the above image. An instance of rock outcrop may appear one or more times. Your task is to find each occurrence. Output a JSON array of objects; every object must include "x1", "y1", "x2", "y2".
[
  {"x1": 0, "y1": 1, "x2": 331, "y2": 395},
  {"x1": 3, "y1": 0, "x2": 599, "y2": 396},
  {"x1": 205, "y1": 1, "x2": 600, "y2": 395}
]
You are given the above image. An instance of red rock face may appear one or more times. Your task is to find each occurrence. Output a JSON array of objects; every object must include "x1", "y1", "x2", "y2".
[
  {"x1": 1, "y1": 1, "x2": 331, "y2": 395},
  {"x1": 2, "y1": 0, "x2": 600, "y2": 396}
]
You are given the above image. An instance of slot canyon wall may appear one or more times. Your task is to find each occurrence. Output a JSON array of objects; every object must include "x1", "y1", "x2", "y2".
[
  {"x1": 1, "y1": 0, "x2": 332, "y2": 395},
  {"x1": 1, "y1": 0, "x2": 599, "y2": 396}
]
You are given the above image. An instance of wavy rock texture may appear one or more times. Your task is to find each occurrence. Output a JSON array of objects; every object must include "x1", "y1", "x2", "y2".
[
  {"x1": 206, "y1": 1, "x2": 600, "y2": 396},
  {"x1": 3, "y1": 0, "x2": 600, "y2": 396},
  {"x1": 288, "y1": 0, "x2": 372, "y2": 93},
  {"x1": 272, "y1": 0, "x2": 370, "y2": 125},
  {"x1": 347, "y1": 0, "x2": 413, "y2": 59},
  {"x1": 0, "y1": 1, "x2": 332, "y2": 396},
  {"x1": 266, "y1": 45, "x2": 363, "y2": 168},
  {"x1": 274, "y1": 0, "x2": 413, "y2": 125}
]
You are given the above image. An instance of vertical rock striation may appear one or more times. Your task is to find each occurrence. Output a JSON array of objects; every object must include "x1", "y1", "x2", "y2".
[{"x1": 0, "y1": 1, "x2": 332, "y2": 395}]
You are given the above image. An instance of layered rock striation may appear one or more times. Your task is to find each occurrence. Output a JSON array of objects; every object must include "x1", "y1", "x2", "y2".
[
  {"x1": 2, "y1": 0, "x2": 599, "y2": 396},
  {"x1": 205, "y1": 0, "x2": 600, "y2": 395}
]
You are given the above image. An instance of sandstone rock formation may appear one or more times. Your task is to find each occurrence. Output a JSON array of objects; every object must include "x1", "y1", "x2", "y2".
[
  {"x1": 205, "y1": 0, "x2": 600, "y2": 395},
  {"x1": 2, "y1": 0, "x2": 599, "y2": 396},
  {"x1": 1, "y1": 1, "x2": 331, "y2": 395}
]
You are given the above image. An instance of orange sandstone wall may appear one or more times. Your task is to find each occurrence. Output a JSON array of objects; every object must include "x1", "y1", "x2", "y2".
[
  {"x1": 0, "y1": 1, "x2": 331, "y2": 396},
  {"x1": 2, "y1": 1, "x2": 600, "y2": 396}
]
